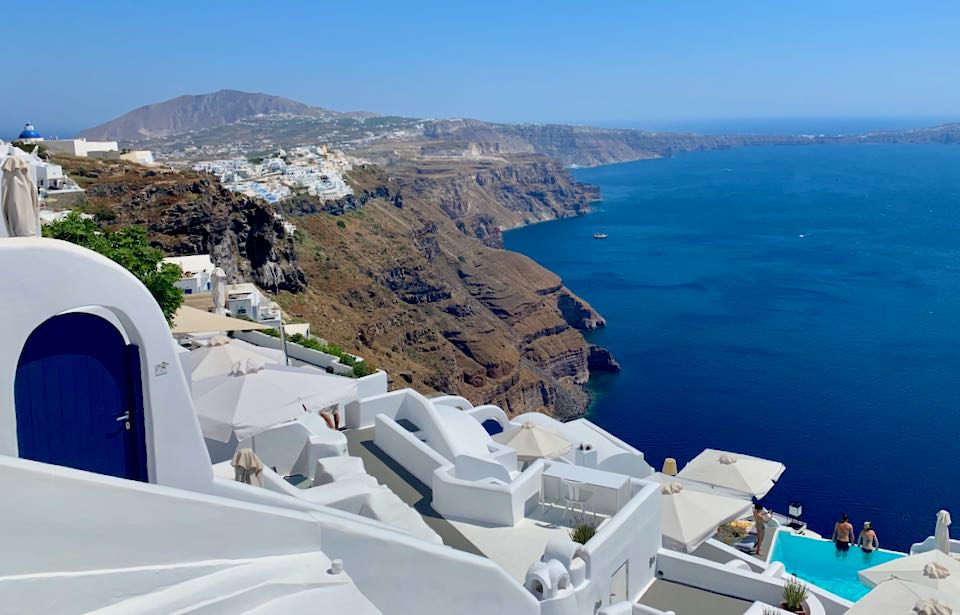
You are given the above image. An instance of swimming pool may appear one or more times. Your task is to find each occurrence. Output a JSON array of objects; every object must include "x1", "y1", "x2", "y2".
[{"x1": 768, "y1": 531, "x2": 906, "y2": 602}]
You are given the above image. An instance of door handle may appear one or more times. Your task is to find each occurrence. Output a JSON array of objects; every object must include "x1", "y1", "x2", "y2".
[{"x1": 115, "y1": 412, "x2": 130, "y2": 422}]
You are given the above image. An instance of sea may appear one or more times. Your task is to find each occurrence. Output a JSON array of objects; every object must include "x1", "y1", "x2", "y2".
[{"x1": 504, "y1": 142, "x2": 960, "y2": 551}]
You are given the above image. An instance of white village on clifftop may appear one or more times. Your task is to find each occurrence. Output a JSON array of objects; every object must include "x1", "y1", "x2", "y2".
[
  {"x1": 193, "y1": 144, "x2": 360, "y2": 204},
  {"x1": 2, "y1": 117, "x2": 959, "y2": 615}
]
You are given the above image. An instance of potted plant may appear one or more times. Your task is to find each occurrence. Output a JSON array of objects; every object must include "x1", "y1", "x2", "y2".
[
  {"x1": 569, "y1": 520, "x2": 598, "y2": 545},
  {"x1": 780, "y1": 578, "x2": 810, "y2": 615}
]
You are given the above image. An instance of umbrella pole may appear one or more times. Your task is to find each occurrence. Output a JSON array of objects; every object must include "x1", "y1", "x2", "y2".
[{"x1": 279, "y1": 319, "x2": 289, "y2": 367}]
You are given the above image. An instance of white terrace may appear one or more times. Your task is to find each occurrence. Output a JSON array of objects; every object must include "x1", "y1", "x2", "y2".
[{"x1": 0, "y1": 237, "x2": 858, "y2": 615}]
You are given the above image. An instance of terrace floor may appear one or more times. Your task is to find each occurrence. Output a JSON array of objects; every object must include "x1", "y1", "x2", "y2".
[
  {"x1": 449, "y1": 505, "x2": 609, "y2": 582},
  {"x1": 637, "y1": 580, "x2": 754, "y2": 615},
  {"x1": 344, "y1": 427, "x2": 483, "y2": 555}
]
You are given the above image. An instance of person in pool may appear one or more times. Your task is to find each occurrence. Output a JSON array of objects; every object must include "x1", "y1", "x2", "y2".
[
  {"x1": 832, "y1": 513, "x2": 855, "y2": 552},
  {"x1": 858, "y1": 521, "x2": 879, "y2": 552}
]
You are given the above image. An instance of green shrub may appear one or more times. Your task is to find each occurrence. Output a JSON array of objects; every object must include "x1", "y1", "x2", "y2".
[
  {"x1": 43, "y1": 213, "x2": 183, "y2": 322},
  {"x1": 336, "y1": 220, "x2": 346, "y2": 229},
  {"x1": 262, "y1": 327, "x2": 281, "y2": 338},
  {"x1": 279, "y1": 330, "x2": 376, "y2": 377},
  {"x1": 352, "y1": 361, "x2": 377, "y2": 378},
  {"x1": 569, "y1": 521, "x2": 598, "y2": 545}
]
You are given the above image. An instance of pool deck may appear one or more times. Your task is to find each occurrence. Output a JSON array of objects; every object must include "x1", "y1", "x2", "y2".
[{"x1": 637, "y1": 580, "x2": 754, "y2": 615}]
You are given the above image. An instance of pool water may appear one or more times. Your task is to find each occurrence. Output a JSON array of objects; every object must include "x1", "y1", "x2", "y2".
[{"x1": 768, "y1": 531, "x2": 905, "y2": 602}]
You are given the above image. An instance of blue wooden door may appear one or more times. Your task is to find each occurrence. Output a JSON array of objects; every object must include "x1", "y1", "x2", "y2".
[{"x1": 14, "y1": 313, "x2": 149, "y2": 481}]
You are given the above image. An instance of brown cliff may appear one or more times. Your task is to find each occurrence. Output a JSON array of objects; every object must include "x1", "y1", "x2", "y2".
[{"x1": 280, "y1": 159, "x2": 610, "y2": 417}]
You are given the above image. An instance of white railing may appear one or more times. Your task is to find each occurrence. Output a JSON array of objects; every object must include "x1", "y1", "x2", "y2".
[
  {"x1": 374, "y1": 413, "x2": 448, "y2": 486},
  {"x1": 432, "y1": 460, "x2": 545, "y2": 526}
]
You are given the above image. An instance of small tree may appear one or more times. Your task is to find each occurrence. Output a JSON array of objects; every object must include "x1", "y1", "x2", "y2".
[{"x1": 43, "y1": 213, "x2": 184, "y2": 322}]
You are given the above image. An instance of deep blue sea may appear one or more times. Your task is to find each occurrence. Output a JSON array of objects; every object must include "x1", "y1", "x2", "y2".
[{"x1": 504, "y1": 143, "x2": 960, "y2": 551}]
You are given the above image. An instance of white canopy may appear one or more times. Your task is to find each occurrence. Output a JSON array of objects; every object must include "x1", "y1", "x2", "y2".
[
  {"x1": 657, "y1": 480, "x2": 753, "y2": 553},
  {"x1": 190, "y1": 336, "x2": 283, "y2": 381},
  {"x1": 493, "y1": 422, "x2": 572, "y2": 460},
  {"x1": 847, "y1": 578, "x2": 959, "y2": 615},
  {"x1": 172, "y1": 305, "x2": 272, "y2": 334},
  {"x1": 676, "y1": 448, "x2": 785, "y2": 498},
  {"x1": 192, "y1": 362, "x2": 358, "y2": 442},
  {"x1": 1, "y1": 156, "x2": 39, "y2": 237},
  {"x1": 860, "y1": 550, "x2": 960, "y2": 595},
  {"x1": 937, "y1": 510, "x2": 953, "y2": 555}
]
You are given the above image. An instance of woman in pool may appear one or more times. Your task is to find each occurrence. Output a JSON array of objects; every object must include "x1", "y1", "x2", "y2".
[{"x1": 858, "y1": 521, "x2": 879, "y2": 553}]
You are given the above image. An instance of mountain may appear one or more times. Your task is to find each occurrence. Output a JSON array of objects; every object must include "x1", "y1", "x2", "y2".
[{"x1": 79, "y1": 90, "x2": 376, "y2": 141}]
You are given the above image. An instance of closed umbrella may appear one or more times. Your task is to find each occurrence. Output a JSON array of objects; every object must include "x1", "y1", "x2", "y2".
[
  {"x1": 1, "y1": 156, "x2": 39, "y2": 237},
  {"x1": 656, "y1": 481, "x2": 753, "y2": 553},
  {"x1": 192, "y1": 360, "x2": 358, "y2": 442},
  {"x1": 232, "y1": 447, "x2": 264, "y2": 487},
  {"x1": 937, "y1": 510, "x2": 953, "y2": 555},
  {"x1": 860, "y1": 550, "x2": 960, "y2": 595},
  {"x1": 493, "y1": 422, "x2": 572, "y2": 460},
  {"x1": 191, "y1": 336, "x2": 282, "y2": 381},
  {"x1": 211, "y1": 267, "x2": 227, "y2": 316},
  {"x1": 676, "y1": 448, "x2": 786, "y2": 498},
  {"x1": 847, "y1": 578, "x2": 958, "y2": 615}
]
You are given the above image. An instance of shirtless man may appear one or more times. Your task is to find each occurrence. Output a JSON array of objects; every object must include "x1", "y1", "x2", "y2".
[
  {"x1": 753, "y1": 504, "x2": 770, "y2": 556},
  {"x1": 832, "y1": 513, "x2": 855, "y2": 552},
  {"x1": 858, "y1": 521, "x2": 879, "y2": 553}
]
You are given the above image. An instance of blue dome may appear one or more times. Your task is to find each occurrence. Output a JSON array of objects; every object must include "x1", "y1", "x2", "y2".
[{"x1": 18, "y1": 123, "x2": 41, "y2": 139}]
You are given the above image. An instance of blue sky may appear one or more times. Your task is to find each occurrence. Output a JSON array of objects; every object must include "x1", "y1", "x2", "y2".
[{"x1": 4, "y1": 1, "x2": 959, "y2": 135}]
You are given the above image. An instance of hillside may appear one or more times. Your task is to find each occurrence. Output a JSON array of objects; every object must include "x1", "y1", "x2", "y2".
[
  {"x1": 81, "y1": 90, "x2": 960, "y2": 168},
  {"x1": 279, "y1": 162, "x2": 615, "y2": 415},
  {"x1": 79, "y1": 90, "x2": 376, "y2": 141},
  {"x1": 51, "y1": 154, "x2": 614, "y2": 417},
  {"x1": 49, "y1": 155, "x2": 306, "y2": 292}
]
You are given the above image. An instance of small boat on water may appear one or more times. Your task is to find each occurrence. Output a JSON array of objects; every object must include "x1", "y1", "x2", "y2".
[{"x1": 593, "y1": 231, "x2": 608, "y2": 239}]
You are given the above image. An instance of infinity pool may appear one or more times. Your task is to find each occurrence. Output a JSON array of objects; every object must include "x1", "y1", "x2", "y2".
[{"x1": 768, "y1": 531, "x2": 905, "y2": 601}]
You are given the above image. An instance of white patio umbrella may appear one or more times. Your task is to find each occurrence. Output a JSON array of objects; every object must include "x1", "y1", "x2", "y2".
[
  {"x1": 190, "y1": 335, "x2": 283, "y2": 381},
  {"x1": 676, "y1": 448, "x2": 786, "y2": 498},
  {"x1": 192, "y1": 360, "x2": 358, "y2": 442},
  {"x1": 493, "y1": 422, "x2": 572, "y2": 460},
  {"x1": 211, "y1": 267, "x2": 227, "y2": 315},
  {"x1": 847, "y1": 578, "x2": 959, "y2": 615},
  {"x1": 937, "y1": 510, "x2": 953, "y2": 555},
  {"x1": 171, "y1": 305, "x2": 271, "y2": 334},
  {"x1": 657, "y1": 481, "x2": 753, "y2": 553},
  {"x1": 860, "y1": 550, "x2": 960, "y2": 595},
  {"x1": 1, "y1": 156, "x2": 39, "y2": 237}
]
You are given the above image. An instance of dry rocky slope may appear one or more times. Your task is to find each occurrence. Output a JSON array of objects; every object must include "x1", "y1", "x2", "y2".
[{"x1": 54, "y1": 154, "x2": 616, "y2": 418}]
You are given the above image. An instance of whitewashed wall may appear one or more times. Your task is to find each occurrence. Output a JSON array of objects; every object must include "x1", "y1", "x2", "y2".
[{"x1": 0, "y1": 239, "x2": 213, "y2": 490}]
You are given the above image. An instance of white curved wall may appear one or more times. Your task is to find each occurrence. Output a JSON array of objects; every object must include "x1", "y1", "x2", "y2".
[{"x1": 0, "y1": 238, "x2": 212, "y2": 489}]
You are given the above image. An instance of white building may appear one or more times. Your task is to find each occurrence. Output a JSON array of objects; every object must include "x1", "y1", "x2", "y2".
[
  {"x1": 163, "y1": 254, "x2": 216, "y2": 295},
  {"x1": 226, "y1": 282, "x2": 282, "y2": 328},
  {"x1": 43, "y1": 138, "x2": 119, "y2": 158}
]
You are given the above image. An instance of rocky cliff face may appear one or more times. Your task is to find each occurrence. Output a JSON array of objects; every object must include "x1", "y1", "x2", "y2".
[
  {"x1": 407, "y1": 119, "x2": 816, "y2": 167},
  {"x1": 280, "y1": 160, "x2": 611, "y2": 418},
  {"x1": 55, "y1": 156, "x2": 306, "y2": 292},
  {"x1": 383, "y1": 156, "x2": 599, "y2": 246}
]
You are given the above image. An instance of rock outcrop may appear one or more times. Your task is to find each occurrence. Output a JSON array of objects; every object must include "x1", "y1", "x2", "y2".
[{"x1": 56, "y1": 156, "x2": 306, "y2": 292}]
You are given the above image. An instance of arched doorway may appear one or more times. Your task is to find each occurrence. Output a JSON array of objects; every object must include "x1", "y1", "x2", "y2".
[{"x1": 15, "y1": 312, "x2": 148, "y2": 481}]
